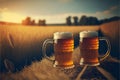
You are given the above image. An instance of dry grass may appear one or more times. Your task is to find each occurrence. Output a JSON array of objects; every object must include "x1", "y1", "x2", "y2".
[
  {"x1": 0, "y1": 47, "x2": 120, "y2": 80},
  {"x1": 0, "y1": 59, "x2": 69, "y2": 80},
  {"x1": 0, "y1": 47, "x2": 83, "y2": 80}
]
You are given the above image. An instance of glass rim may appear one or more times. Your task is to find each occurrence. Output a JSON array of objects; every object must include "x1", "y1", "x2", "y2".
[
  {"x1": 79, "y1": 31, "x2": 98, "y2": 38},
  {"x1": 54, "y1": 32, "x2": 73, "y2": 39}
]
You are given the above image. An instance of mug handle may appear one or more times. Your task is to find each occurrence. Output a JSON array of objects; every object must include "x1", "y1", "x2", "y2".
[
  {"x1": 99, "y1": 37, "x2": 111, "y2": 61},
  {"x1": 42, "y1": 39, "x2": 55, "y2": 62}
]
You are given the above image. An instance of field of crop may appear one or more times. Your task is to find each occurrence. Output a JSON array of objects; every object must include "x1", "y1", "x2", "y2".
[
  {"x1": 0, "y1": 25, "x2": 99, "y2": 67},
  {"x1": 0, "y1": 21, "x2": 120, "y2": 80}
]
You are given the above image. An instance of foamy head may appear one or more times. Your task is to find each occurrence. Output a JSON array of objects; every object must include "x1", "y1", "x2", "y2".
[
  {"x1": 54, "y1": 32, "x2": 73, "y2": 39},
  {"x1": 79, "y1": 31, "x2": 98, "y2": 38}
]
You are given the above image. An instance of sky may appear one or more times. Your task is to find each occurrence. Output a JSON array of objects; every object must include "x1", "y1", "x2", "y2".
[{"x1": 0, "y1": 0, "x2": 119, "y2": 24}]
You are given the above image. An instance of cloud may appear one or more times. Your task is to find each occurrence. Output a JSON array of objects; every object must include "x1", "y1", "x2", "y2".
[
  {"x1": 96, "y1": 6, "x2": 118, "y2": 15},
  {"x1": 103, "y1": 10, "x2": 110, "y2": 14},
  {"x1": 110, "y1": 6, "x2": 118, "y2": 10},
  {"x1": 95, "y1": 6, "x2": 118, "y2": 19}
]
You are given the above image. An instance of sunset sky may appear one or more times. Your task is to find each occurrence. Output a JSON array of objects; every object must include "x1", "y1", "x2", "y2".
[{"x1": 0, "y1": 0, "x2": 119, "y2": 24}]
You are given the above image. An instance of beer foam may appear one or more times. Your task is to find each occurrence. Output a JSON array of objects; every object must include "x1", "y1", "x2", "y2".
[
  {"x1": 79, "y1": 31, "x2": 98, "y2": 38},
  {"x1": 54, "y1": 32, "x2": 73, "y2": 39}
]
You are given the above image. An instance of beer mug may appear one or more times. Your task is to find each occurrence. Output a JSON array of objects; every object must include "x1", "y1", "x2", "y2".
[
  {"x1": 42, "y1": 32, "x2": 74, "y2": 69},
  {"x1": 79, "y1": 31, "x2": 111, "y2": 66}
]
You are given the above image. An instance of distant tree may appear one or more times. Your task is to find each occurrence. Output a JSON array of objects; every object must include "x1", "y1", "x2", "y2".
[
  {"x1": 109, "y1": 16, "x2": 120, "y2": 21},
  {"x1": 99, "y1": 16, "x2": 120, "y2": 24},
  {"x1": 79, "y1": 15, "x2": 99, "y2": 25},
  {"x1": 22, "y1": 17, "x2": 47, "y2": 26},
  {"x1": 31, "y1": 20, "x2": 36, "y2": 25},
  {"x1": 87, "y1": 17, "x2": 99, "y2": 25},
  {"x1": 79, "y1": 15, "x2": 88, "y2": 25},
  {"x1": 66, "y1": 16, "x2": 72, "y2": 25},
  {"x1": 92, "y1": 17, "x2": 99, "y2": 25},
  {"x1": 38, "y1": 19, "x2": 46, "y2": 26},
  {"x1": 43, "y1": 19, "x2": 46, "y2": 26},
  {"x1": 38, "y1": 20, "x2": 41, "y2": 25},
  {"x1": 25, "y1": 17, "x2": 31, "y2": 25},
  {"x1": 22, "y1": 20, "x2": 25, "y2": 25},
  {"x1": 73, "y1": 16, "x2": 79, "y2": 25},
  {"x1": 22, "y1": 17, "x2": 31, "y2": 25}
]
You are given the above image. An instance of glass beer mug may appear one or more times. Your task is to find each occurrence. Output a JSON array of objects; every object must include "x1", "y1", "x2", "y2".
[
  {"x1": 79, "y1": 31, "x2": 111, "y2": 66},
  {"x1": 42, "y1": 32, "x2": 74, "y2": 69}
]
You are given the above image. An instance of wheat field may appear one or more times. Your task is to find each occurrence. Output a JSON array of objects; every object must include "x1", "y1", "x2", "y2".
[
  {"x1": 0, "y1": 21, "x2": 120, "y2": 80},
  {"x1": 0, "y1": 25, "x2": 99, "y2": 67}
]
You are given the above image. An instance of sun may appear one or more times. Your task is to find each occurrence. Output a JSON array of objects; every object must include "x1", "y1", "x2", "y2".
[{"x1": 1, "y1": 11, "x2": 25, "y2": 23}]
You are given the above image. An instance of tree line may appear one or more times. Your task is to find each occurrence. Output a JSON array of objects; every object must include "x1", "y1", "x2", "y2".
[
  {"x1": 22, "y1": 17, "x2": 46, "y2": 26},
  {"x1": 21, "y1": 16, "x2": 120, "y2": 26},
  {"x1": 66, "y1": 15, "x2": 120, "y2": 26}
]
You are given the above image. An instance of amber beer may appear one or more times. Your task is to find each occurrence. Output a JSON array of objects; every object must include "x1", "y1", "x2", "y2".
[
  {"x1": 79, "y1": 31, "x2": 100, "y2": 66},
  {"x1": 53, "y1": 32, "x2": 74, "y2": 68}
]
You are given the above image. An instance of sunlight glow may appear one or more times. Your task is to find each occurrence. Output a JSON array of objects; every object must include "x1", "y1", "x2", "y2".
[
  {"x1": 1, "y1": 11, "x2": 25, "y2": 23},
  {"x1": 0, "y1": 6, "x2": 117, "y2": 24}
]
